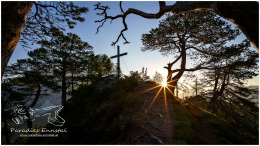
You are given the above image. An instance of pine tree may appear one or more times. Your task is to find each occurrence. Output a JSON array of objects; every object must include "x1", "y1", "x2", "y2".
[
  {"x1": 141, "y1": 10, "x2": 240, "y2": 95},
  {"x1": 31, "y1": 32, "x2": 93, "y2": 110},
  {"x1": 200, "y1": 40, "x2": 259, "y2": 128},
  {"x1": 4, "y1": 55, "x2": 53, "y2": 129}
]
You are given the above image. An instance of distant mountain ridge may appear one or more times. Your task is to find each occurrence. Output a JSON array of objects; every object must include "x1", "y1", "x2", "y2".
[{"x1": 247, "y1": 85, "x2": 259, "y2": 103}]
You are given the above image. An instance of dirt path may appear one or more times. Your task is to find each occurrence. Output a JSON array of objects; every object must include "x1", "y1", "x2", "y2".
[
  {"x1": 119, "y1": 82, "x2": 230, "y2": 144},
  {"x1": 121, "y1": 82, "x2": 180, "y2": 144}
]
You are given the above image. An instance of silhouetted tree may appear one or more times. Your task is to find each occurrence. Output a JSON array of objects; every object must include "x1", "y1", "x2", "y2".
[
  {"x1": 1, "y1": 80, "x2": 30, "y2": 144},
  {"x1": 130, "y1": 67, "x2": 150, "y2": 81},
  {"x1": 152, "y1": 71, "x2": 163, "y2": 84},
  {"x1": 141, "y1": 10, "x2": 240, "y2": 95},
  {"x1": 199, "y1": 40, "x2": 259, "y2": 123},
  {"x1": 140, "y1": 67, "x2": 150, "y2": 81},
  {"x1": 94, "y1": 2, "x2": 258, "y2": 50},
  {"x1": 31, "y1": 32, "x2": 93, "y2": 109},
  {"x1": 2, "y1": 1, "x2": 88, "y2": 78},
  {"x1": 74, "y1": 53, "x2": 113, "y2": 86},
  {"x1": 3, "y1": 2, "x2": 258, "y2": 79},
  {"x1": 4, "y1": 55, "x2": 54, "y2": 130}
]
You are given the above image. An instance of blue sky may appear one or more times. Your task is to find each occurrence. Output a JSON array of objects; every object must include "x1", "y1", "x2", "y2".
[{"x1": 9, "y1": 1, "x2": 259, "y2": 86}]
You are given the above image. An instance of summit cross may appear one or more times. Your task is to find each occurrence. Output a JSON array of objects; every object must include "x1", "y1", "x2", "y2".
[{"x1": 110, "y1": 46, "x2": 127, "y2": 78}]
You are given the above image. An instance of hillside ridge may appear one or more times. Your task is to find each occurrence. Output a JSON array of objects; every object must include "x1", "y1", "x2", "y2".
[{"x1": 23, "y1": 81, "x2": 258, "y2": 144}]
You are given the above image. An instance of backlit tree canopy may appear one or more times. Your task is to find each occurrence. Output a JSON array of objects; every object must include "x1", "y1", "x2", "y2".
[
  {"x1": 1, "y1": 1, "x2": 88, "y2": 78},
  {"x1": 141, "y1": 10, "x2": 240, "y2": 93},
  {"x1": 141, "y1": 11, "x2": 239, "y2": 55},
  {"x1": 21, "y1": 1, "x2": 88, "y2": 48}
]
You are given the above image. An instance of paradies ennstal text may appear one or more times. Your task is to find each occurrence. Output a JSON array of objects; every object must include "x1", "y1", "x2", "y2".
[{"x1": 10, "y1": 128, "x2": 68, "y2": 133}]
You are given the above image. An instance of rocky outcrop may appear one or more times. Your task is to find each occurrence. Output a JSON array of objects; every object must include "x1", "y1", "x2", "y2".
[{"x1": 1, "y1": 2, "x2": 34, "y2": 78}]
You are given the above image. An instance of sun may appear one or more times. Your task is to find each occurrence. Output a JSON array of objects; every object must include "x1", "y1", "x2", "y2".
[
  {"x1": 161, "y1": 79, "x2": 167, "y2": 87},
  {"x1": 140, "y1": 76, "x2": 180, "y2": 117}
]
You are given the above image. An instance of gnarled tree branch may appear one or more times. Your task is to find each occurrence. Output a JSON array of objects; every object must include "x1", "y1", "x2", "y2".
[
  {"x1": 95, "y1": 1, "x2": 259, "y2": 50},
  {"x1": 95, "y1": 1, "x2": 173, "y2": 46},
  {"x1": 170, "y1": 64, "x2": 236, "y2": 74}
]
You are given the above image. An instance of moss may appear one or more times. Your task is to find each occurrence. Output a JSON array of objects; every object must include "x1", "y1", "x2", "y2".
[{"x1": 174, "y1": 121, "x2": 191, "y2": 137}]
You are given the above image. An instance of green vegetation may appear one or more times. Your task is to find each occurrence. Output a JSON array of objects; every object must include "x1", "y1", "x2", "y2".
[
  {"x1": 24, "y1": 76, "x2": 139, "y2": 144},
  {"x1": 172, "y1": 100, "x2": 257, "y2": 144},
  {"x1": 18, "y1": 81, "x2": 258, "y2": 144}
]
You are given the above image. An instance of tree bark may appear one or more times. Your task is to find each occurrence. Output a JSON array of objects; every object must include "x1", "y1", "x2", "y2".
[{"x1": 1, "y1": 2, "x2": 34, "y2": 78}]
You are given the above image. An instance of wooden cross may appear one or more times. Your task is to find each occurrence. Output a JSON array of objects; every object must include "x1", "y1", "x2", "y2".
[{"x1": 110, "y1": 46, "x2": 127, "y2": 77}]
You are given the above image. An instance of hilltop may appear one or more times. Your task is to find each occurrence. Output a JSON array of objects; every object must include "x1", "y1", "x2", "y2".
[{"x1": 21, "y1": 78, "x2": 258, "y2": 144}]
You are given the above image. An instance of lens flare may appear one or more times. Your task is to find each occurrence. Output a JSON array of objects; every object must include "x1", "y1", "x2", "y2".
[{"x1": 161, "y1": 79, "x2": 167, "y2": 87}]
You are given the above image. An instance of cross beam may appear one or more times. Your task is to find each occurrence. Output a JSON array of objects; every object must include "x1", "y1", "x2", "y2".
[
  {"x1": 110, "y1": 46, "x2": 127, "y2": 78},
  {"x1": 110, "y1": 52, "x2": 127, "y2": 58}
]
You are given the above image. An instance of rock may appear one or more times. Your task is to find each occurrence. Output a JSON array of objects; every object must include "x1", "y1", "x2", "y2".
[
  {"x1": 157, "y1": 113, "x2": 162, "y2": 118},
  {"x1": 149, "y1": 133, "x2": 164, "y2": 144}
]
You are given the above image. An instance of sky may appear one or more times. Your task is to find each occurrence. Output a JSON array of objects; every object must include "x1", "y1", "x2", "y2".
[{"x1": 9, "y1": 1, "x2": 259, "y2": 89}]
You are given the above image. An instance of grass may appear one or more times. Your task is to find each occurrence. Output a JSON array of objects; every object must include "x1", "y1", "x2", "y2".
[
  {"x1": 174, "y1": 121, "x2": 190, "y2": 137},
  {"x1": 20, "y1": 80, "x2": 258, "y2": 144},
  {"x1": 171, "y1": 100, "x2": 258, "y2": 144}
]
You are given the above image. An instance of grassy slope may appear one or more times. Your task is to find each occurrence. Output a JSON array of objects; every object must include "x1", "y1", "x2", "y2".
[{"x1": 24, "y1": 80, "x2": 258, "y2": 144}]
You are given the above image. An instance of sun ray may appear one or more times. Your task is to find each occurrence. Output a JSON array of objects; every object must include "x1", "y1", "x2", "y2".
[
  {"x1": 166, "y1": 78, "x2": 179, "y2": 84},
  {"x1": 137, "y1": 85, "x2": 161, "y2": 96},
  {"x1": 166, "y1": 86, "x2": 179, "y2": 101},
  {"x1": 142, "y1": 77, "x2": 180, "y2": 115},
  {"x1": 167, "y1": 84, "x2": 175, "y2": 88},
  {"x1": 166, "y1": 71, "x2": 174, "y2": 82},
  {"x1": 164, "y1": 87, "x2": 167, "y2": 111},
  {"x1": 165, "y1": 86, "x2": 190, "y2": 114},
  {"x1": 163, "y1": 87, "x2": 170, "y2": 122},
  {"x1": 166, "y1": 86, "x2": 174, "y2": 96},
  {"x1": 146, "y1": 86, "x2": 163, "y2": 113}
]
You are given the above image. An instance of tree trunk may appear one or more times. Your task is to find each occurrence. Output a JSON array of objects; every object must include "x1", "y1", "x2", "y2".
[
  {"x1": 1, "y1": 2, "x2": 34, "y2": 78},
  {"x1": 168, "y1": 39, "x2": 187, "y2": 95},
  {"x1": 26, "y1": 112, "x2": 33, "y2": 133},
  {"x1": 208, "y1": 72, "x2": 228, "y2": 112},
  {"x1": 30, "y1": 83, "x2": 41, "y2": 108},
  {"x1": 26, "y1": 83, "x2": 41, "y2": 130},
  {"x1": 71, "y1": 71, "x2": 74, "y2": 94},
  {"x1": 166, "y1": 63, "x2": 173, "y2": 82},
  {"x1": 61, "y1": 63, "x2": 67, "y2": 111}
]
